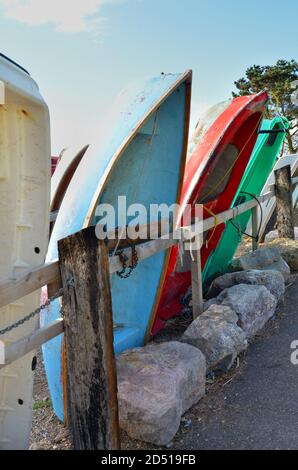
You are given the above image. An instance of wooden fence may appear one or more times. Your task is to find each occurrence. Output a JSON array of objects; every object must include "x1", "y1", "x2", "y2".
[{"x1": 0, "y1": 162, "x2": 297, "y2": 449}]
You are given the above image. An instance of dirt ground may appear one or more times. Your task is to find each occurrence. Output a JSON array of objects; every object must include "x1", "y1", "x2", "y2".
[{"x1": 29, "y1": 351, "x2": 71, "y2": 450}]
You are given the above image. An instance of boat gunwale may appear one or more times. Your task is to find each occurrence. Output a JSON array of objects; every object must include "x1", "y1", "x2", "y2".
[
  {"x1": 0, "y1": 52, "x2": 30, "y2": 75},
  {"x1": 51, "y1": 145, "x2": 90, "y2": 214},
  {"x1": 182, "y1": 91, "x2": 269, "y2": 211}
]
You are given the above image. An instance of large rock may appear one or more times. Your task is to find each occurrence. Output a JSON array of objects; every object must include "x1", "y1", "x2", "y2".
[
  {"x1": 117, "y1": 341, "x2": 206, "y2": 446},
  {"x1": 207, "y1": 269, "x2": 285, "y2": 302},
  {"x1": 265, "y1": 228, "x2": 298, "y2": 243},
  {"x1": 266, "y1": 238, "x2": 298, "y2": 272},
  {"x1": 181, "y1": 305, "x2": 247, "y2": 373},
  {"x1": 229, "y1": 246, "x2": 290, "y2": 282},
  {"x1": 212, "y1": 284, "x2": 277, "y2": 339}
]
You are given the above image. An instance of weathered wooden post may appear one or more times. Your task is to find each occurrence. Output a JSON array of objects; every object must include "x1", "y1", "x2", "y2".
[
  {"x1": 58, "y1": 226, "x2": 120, "y2": 450},
  {"x1": 251, "y1": 205, "x2": 259, "y2": 251},
  {"x1": 191, "y1": 236, "x2": 204, "y2": 319},
  {"x1": 275, "y1": 165, "x2": 295, "y2": 239}
]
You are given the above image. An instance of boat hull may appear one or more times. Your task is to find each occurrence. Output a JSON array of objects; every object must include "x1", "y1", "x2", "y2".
[
  {"x1": 151, "y1": 92, "x2": 268, "y2": 335},
  {"x1": 42, "y1": 71, "x2": 192, "y2": 422},
  {"x1": 203, "y1": 116, "x2": 289, "y2": 285}
]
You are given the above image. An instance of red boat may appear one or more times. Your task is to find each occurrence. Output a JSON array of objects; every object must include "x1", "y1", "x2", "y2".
[
  {"x1": 51, "y1": 156, "x2": 59, "y2": 175},
  {"x1": 150, "y1": 91, "x2": 268, "y2": 336}
]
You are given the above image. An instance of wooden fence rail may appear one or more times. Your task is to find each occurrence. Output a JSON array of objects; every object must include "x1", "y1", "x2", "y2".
[
  {"x1": 0, "y1": 190, "x2": 274, "y2": 311},
  {"x1": 0, "y1": 163, "x2": 297, "y2": 449},
  {"x1": 0, "y1": 188, "x2": 279, "y2": 366}
]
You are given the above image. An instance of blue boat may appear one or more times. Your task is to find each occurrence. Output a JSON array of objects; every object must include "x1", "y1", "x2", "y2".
[{"x1": 41, "y1": 71, "x2": 192, "y2": 421}]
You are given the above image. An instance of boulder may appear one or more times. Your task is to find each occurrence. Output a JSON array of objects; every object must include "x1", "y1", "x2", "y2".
[
  {"x1": 117, "y1": 341, "x2": 206, "y2": 446},
  {"x1": 229, "y1": 246, "x2": 290, "y2": 282},
  {"x1": 203, "y1": 298, "x2": 218, "y2": 311},
  {"x1": 181, "y1": 304, "x2": 247, "y2": 373},
  {"x1": 213, "y1": 284, "x2": 277, "y2": 339},
  {"x1": 207, "y1": 269, "x2": 285, "y2": 302},
  {"x1": 266, "y1": 238, "x2": 298, "y2": 272},
  {"x1": 265, "y1": 228, "x2": 298, "y2": 243}
]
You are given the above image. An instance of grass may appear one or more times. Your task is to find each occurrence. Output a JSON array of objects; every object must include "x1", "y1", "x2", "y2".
[{"x1": 33, "y1": 399, "x2": 52, "y2": 410}]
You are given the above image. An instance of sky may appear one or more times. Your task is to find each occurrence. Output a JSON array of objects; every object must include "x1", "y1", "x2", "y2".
[{"x1": 0, "y1": 0, "x2": 297, "y2": 154}]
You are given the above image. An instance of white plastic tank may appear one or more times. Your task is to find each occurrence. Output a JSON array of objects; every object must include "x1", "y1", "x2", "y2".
[{"x1": 0, "y1": 53, "x2": 50, "y2": 449}]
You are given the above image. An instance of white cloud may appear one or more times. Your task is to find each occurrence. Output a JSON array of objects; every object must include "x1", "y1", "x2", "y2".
[{"x1": 0, "y1": 0, "x2": 125, "y2": 33}]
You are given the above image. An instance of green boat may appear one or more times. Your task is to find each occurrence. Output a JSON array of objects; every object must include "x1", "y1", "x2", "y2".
[{"x1": 203, "y1": 115, "x2": 289, "y2": 287}]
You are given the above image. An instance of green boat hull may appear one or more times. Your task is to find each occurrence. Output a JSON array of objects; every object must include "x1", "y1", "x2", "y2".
[{"x1": 203, "y1": 116, "x2": 289, "y2": 287}]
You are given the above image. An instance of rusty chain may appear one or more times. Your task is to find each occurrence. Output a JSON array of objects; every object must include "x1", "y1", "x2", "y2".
[
  {"x1": 0, "y1": 241, "x2": 139, "y2": 337},
  {"x1": 113, "y1": 243, "x2": 138, "y2": 279},
  {"x1": 0, "y1": 287, "x2": 66, "y2": 336}
]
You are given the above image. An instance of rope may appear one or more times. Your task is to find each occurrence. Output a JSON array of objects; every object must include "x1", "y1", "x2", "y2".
[
  {"x1": 179, "y1": 226, "x2": 196, "y2": 261},
  {"x1": 180, "y1": 206, "x2": 219, "y2": 253},
  {"x1": 229, "y1": 191, "x2": 263, "y2": 242},
  {"x1": 112, "y1": 225, "x2": 127, "y2": 257},
  {"x1": 178, "y1": 238, "x2": 186, "y2": 263},
  {"x1": 202, "y1": 205, "x2": 219, "y2": 247}
]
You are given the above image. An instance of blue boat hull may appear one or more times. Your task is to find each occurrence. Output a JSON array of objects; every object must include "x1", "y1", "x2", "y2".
[{"x1": 41, "y1": 71, "x2": 192, "y2": 421}]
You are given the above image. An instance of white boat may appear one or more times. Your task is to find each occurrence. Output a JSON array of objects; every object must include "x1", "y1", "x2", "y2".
[
  {"x1": 246, "y1": 154, "x2": 298, "y2": 240},
  {"x1": 0, "y1": 53, "x2": 50, "y2": 449}
]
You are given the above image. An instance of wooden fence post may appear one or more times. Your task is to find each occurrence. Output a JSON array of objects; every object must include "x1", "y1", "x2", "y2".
[
  {"x1": 251, "y1": 205, "x2": 259, "y2": 251},
  {"x1": 58, "y1": 227, "x2": 120, "y2": 450},
  {"x1": 275, "y1": 165, "x2": 295, "y2": 239},
  {"x1": 191, "y1": 237, "x2": 204, "y2": 319}
]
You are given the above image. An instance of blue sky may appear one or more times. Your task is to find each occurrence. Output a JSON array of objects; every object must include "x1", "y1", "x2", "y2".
[{"x1": 0, "y1": 0, "x2": 297, "y2": 154}]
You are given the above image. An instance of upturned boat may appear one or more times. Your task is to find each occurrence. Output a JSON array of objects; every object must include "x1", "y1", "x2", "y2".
[
  {"x1": 203, "y1": 115, "x2": 289, "y2": 285},
  {"x1": 151, "y1": 92, "x2": 268, "y2": 335},
  {"x1": 42, "y1": 71, "x2": 192, "y2": 422}
]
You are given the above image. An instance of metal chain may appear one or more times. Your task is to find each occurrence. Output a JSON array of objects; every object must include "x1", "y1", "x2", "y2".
[
  {"x1": 0, "y1": 242, "x2": 139, "y2": 336},
  {"x1": 0, "y1": 287, "x2": 65, "y2": 336},
  {"x1": 113, "y1": 244, "x2": 138, "y2": 279}
]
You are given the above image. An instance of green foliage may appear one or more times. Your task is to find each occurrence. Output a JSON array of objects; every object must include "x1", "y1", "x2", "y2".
[
  {"x1": 233, "y1": 60, "x2": 298, "y2": 153},
  {"x1": 33, "y1": 399, "x2": 52, "y2": 410}
]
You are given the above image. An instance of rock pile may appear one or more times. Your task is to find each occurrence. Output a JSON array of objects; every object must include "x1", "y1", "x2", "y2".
[
  {"x1": 205, "y1": 284, "x2": 277, "y2": 339},
  {"x1": 206, "y1": 269, "x2": 285, "y2": 301},
  {"x1": 229, "y1": 246, "x2": 290, "y2": 281},
  {"x1": 266, "y1": 237, "x2": 298, "y2": 272},
  {"x1": 181, "y1": 304, "x2": 247, "y2": 373},
  {"x1": 117, "y1": 245, "x2": 292, "y2": 446},
  {"x1": 117, "y1": 341, "x2": 206, "y2": 445}
]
